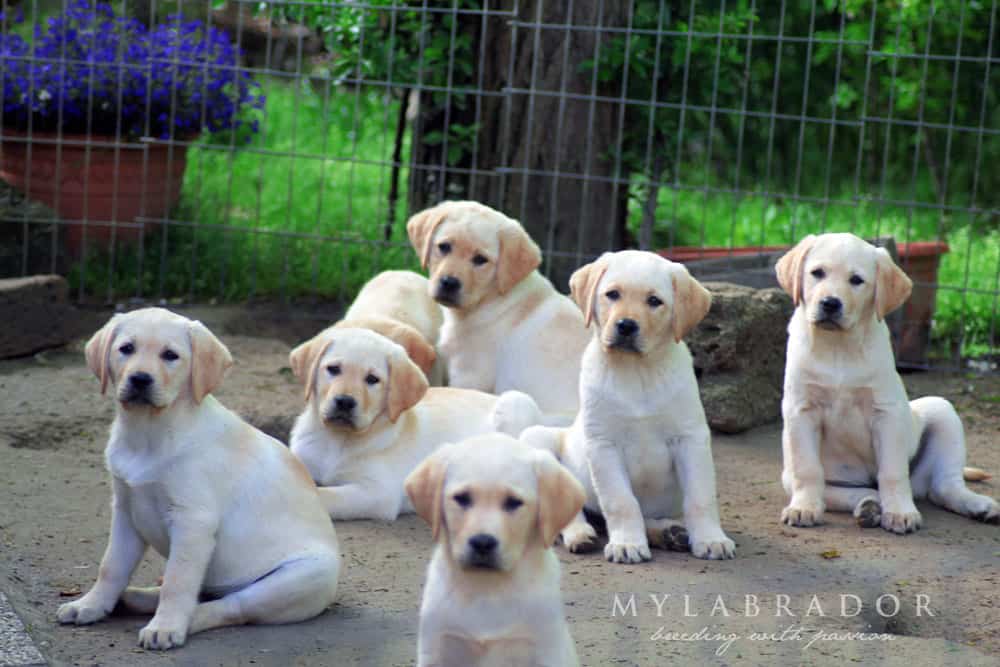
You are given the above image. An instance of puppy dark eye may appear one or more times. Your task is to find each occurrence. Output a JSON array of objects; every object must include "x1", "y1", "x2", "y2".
[
  {"x1": 849, "y1": 275, "x2": 865, "y2": 286},
  {"x1": 161, "y1": 349, "x2": 179, "y2": 362},
  {"x1": 606, "y1": 290, "x2": 620, "y2": 301},
  {"x1": 503, "y1": 496, "x2": 523, "y2": 512},
  {"x1": 647, "y1": 295, "x2": 663, "y2": 308},
  {"x1": 438, "y1": 242, "x2": 452, "y2": 255},
  {"x1": 119, "y1": 342, "x2": 135, "y2": 355},
  {"x1": 365, "y1": 374, "x2": 380, "y2": 385},
  {"x1": 471, "y1": 254, "x2": 488, "y2": 266},
  {"x1": 327, "y1": 364, "x2": 341, "y2": 376},
  {"x1": 453, "y1": 492, "x2": 472, "y2": 508},
  {"x1": 811, "y1": 268, "x2": 825, "y2": 279}
]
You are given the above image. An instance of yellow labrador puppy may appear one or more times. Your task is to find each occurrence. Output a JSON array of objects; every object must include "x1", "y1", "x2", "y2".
[
  {"x1": 288, "y1": 327, "x2": 544, "y2": 521},
  {"x1": 776, "y1": 233, "x2": 999, "y2": 532},
  {"x1": 343, "y1": 270, "x2": 446, "y2": 384},
  {"x1": 522, "y1": 251, "x2": 736, "y2": 563},
  {"x1": 58, "y1": 308, "x2": 340, "y2": 650},
  {"x1": 405, "y1": 434, "x2": 585, "y2": 667},
  {"x1": 406, "y1": 200, "x2": 589, "y2": 415}
]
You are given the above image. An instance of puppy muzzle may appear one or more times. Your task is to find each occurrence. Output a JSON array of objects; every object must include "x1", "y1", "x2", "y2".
[
  {"x1": 433, "y1": 275, "x2": 462, "y2": 307},
  {"x1": 608, "y1": 336, "x2": 642, "y2": 353},
  {"x1": 810, "y1": 311, "x2": 844, "y2": 331},
  {"x1": 460, "y1": 534, "x2": 501, "y2": 570},
  {"x1": 118, "y1": 372, "x2": 160, "y2": 407},
  {"x1": 322, "y1": 408, "x2": 357, "y2": 429}
]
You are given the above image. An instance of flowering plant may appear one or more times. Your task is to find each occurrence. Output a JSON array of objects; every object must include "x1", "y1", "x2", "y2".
[{"x1": 0, "y1": 0, "x2": 264, "y2": 140}]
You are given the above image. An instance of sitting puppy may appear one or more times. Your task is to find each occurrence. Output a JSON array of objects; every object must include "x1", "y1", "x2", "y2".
[
  {"x1": 405, "y1": 434, "x2": 585, "y2": 667},
  {"x1": 406, "y1": 200, "x2": 589, "y2": 415},
  {"x1": 343, "y1": 270, "x2": 446, "y2": 384},
  {"x1": 58, "y1": 308, "x2": 340, "y2": 650},
  {"x1": 776, "y1": 233, "x2": 999, "y2": 532},
  {"x1": 522, "y1": 251, "x2": 736, "y2": 563},
  {"x1": 288, "y1": 327, "x2": 544, "y2": 521}
]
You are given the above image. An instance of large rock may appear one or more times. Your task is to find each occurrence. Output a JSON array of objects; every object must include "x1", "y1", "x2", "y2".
[
  {"x1": 0, "y1": 275, "x2": 83, "y2": 359},
  {"x1": 687, "y1": 282, "x2": 793, "y2": 434}
]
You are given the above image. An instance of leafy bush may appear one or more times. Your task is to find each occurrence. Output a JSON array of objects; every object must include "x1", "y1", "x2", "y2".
[{"x1": 0, "y1": 0, "x2": 263, "y2": 139}]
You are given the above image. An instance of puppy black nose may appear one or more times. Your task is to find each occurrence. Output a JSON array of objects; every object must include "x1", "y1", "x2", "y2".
[
  {"x1": 334, "y1": 395, "x2": 357, "y2": 412},
  {"x1": 820, "y1": 297, "x2": 842, "y2": 314},
  {"x1": 468, "y1": 534, "x2": 498, "y2": 555},
  {"x1": 129, "y1": 372, "x2": 153, "y2": 388},
  {"x1": 616, "y1": 318, "x2": 639, "y2": 337},
  {"x1": 439, "y1": 275, "x2": 461, "y2": 293}
]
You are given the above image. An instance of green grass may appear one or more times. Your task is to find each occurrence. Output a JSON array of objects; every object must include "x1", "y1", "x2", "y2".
[
  {"x1": 73, "y1": 81, "x2": 997, "y2": 355},
  {"x1": 629, "y1": 188, "x2": 999, "y2": 354},
  {"x1": 76, "y1": 80, "x2": 418, "y2": 301}
]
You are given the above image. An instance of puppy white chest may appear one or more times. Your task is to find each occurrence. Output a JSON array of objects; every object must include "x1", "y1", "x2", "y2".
[
  {"x1": 806, "y1": 383, "x2": 878, "y2": 482},
  {"x1": 120, "y1": 482, "x2": 173, "y2": 556}
]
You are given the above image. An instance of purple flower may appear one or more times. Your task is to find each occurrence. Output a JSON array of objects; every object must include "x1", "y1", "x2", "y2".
[{"x1": 0, "y1": 0, "x2": 264, "y2": 141}]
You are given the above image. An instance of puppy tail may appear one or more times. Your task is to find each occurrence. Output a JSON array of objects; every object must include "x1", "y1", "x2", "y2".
[
  {"x1": 519, "y1": 425, "x2": 567, "y2": 461},
  {"x1": 963, "y1": 467, "x2": 992, "y2": 482},
  {"x1": 492, "y1": 390, "x2": 544, "y2": 437}
]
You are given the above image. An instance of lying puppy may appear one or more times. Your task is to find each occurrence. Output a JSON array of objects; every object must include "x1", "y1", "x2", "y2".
[
  {"x1": 407, "y1": 200, "x2": 589, "y2": 415},
  {"x1": 58, "y1": 308, "x2": 340, "y2": 650},
  {"x1": 344, "y1": 270, "x2": 446, "y2": 384},
  {"x1": 289, "y1": 327, "x2": 544, "y2": 521},
  {"x1": 406, "y1": 434, "x2": 585, "y2": 667},
  {"x1": 776, "y1": 233, "x2": 999, "y2": 532},
  {"x1": 522, "y1": 251, "x2": 736, "y2": 562}
]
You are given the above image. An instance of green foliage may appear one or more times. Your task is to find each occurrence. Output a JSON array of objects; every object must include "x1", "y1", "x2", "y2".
[
  {"x1": 589, "y1": 1, "x2": 999, "y2": 208},
  {"x1": 71, "y1": 81, "x2": 418, "y2": 301},
  {"x1": 627, "y1": 186, "x2": 998, "y2": 353}
]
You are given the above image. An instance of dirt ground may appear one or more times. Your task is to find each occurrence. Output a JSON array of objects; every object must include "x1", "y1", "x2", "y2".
[{"x1": 1, "y1": 306, "x2": 998, "y2": 666}]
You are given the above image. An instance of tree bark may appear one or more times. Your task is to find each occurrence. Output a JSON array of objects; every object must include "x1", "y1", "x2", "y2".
[{"x1": 408, "y1": 0, "x2": 631, "y2": 291}]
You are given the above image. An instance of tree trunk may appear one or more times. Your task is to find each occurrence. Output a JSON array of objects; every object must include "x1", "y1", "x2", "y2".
[{"x1": 408, "y1": 0, "x2": 631, "y2": 291}]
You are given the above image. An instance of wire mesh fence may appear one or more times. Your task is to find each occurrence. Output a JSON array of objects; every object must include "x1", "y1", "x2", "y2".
[{"x1": 0, "y1": 0, "x2": 997, "y2": 370}]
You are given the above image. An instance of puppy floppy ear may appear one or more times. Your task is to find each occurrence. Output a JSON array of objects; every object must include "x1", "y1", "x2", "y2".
[
  {"x1": 85, "y1": 314, "x2": 123, "y2": 395},
  {"x1": 569, "y1": 255, "x2": 610, "y2": 328},
  {"x1": 337, "y1": 318, "x2": 436, "y2": 378},
  {"x1": 775, "y1": 235, "x2": 817, "y2": 307},
  {"x1": 289, "y1": 333, "x2": 333, "y2": 401},
  {"x1": 874, "y1": 247, "x2": 913, "y2": 321},
  {"x1": 404, "y1": 443, "x2": 455, "y2": 541},
  {"x1": 387, "y1": 347, "x2": 429, "y2": 423},
  {"x1": 533, "y1": 451, "x2": 586, "y2": 547},
  {"x1": 496, "y1": 221, "x2": 542, "y2": 294},
  {"x1": 671, "y1": 266, "x2": 712, "y2": 343},
  {"x1": 406, "y1": 204, "x2": 451, "y2": 268},
  {"x1": 188, "y1": 321, "x2": 233, "y2": 404}
]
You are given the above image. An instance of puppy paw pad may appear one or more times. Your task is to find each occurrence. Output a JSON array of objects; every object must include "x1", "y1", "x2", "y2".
[
  {"x1": 662, "y1": 525, "x2": 690, "y2": 552},
  {"x1": 854, "y1": 498, "x2": 882, "y2": 529}
]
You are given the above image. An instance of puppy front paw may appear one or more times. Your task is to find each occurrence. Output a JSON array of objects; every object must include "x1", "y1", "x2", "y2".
[
  {"x1": 138, "y1": 616, "x2": 189, "y2": 650},
  {"x1": 691, "y1": 536, "x2": 736, "y2": 560},
  {"x1": 562, "y1": 522, "x2": 600, "y2": 554},
  {"x1": 781, "y1": 501, "x2": 824, "y2": 527},
  {"x1": 57, "y1": 597, "x2": 111, "y2": 625},
  {"x1": 880, "y1": 499, "x2": 922, "y2": 534},
  {"x1": 604, "y1": 541, "x2": 651, "y2": 564}
]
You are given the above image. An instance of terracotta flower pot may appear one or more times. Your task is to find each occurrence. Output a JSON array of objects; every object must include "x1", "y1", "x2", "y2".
[
  {"x1": 659, "y1": 241, "x2": 950, "y2": 367},
  {"x1": 0, "y1": 131, "x2": 189, "y2": 254}
]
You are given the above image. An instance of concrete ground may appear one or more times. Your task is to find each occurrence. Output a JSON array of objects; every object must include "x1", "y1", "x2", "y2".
[{"x1": 1, "y1": 309, "x2": 998, "y2": 666}]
